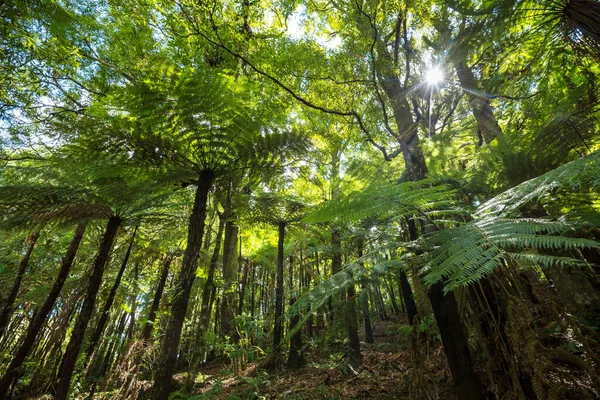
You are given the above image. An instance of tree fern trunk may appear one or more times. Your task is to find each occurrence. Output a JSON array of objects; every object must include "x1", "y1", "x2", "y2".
[
  {"x1": 152, "y1": 170, "x2": 214, "y2": 400},
  {"x1": 55, "y1": 215, "x2": 121, "y2": 400},
  {"x1": 220, "y1": 217, "x2": 239, "y2": 342},
  {"x1": 0, "y1": 230, "x2": 39, "y2": 339},
  {"x1": 273, "y1": 220, "x2": 286, "y2": 350},
  {"x1": 0, "y1": 223, "x2": 86, "y2": 398},
  {"x1": 287, "y1": 256, "x2": 303, "y2": 369},
  {"x1": 85, "y1": 225, "x2": 138, "y2": 374},
  {"x1": 142, "y1": 254, "x2": 172, "y2": 341}
]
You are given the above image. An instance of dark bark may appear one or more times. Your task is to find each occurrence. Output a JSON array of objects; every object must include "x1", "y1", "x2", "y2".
[
  {"x1": 273, "y1": 221, "x2": 286, "y2": 350},
  {"x1": 86, "y1": 226, "x2": 138, "y2": 368},
  {"x1": 54, "y1": 216, "x2": 121, "y2": 400},
  {"x1": 152, "y1": 170, "x2": 214, "y2": 400},
  {"x1": 0, "y1": 223, "x2": 86, "y2": 398},
  {"x1": 0, "y1": 230, "x2": 40, "y2": 339},
  {"x1": 428, "y1": 282, "x2": 486, "y2": 399},
  {"x1": 398, "y1": 270, "x2": 418, "y2": 325},
  {"x1": 346, "y1": 284, "x2": 362, "y2": 368},
  {"x1": 142, "y1": 255, "x2": 173, "y2": 341}
]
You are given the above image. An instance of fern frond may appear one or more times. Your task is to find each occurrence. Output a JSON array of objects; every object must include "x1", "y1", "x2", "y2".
[
  {"x1": 305, "y1": 180, "x2": 460, "y2": 225},
  {"x1": 421, "y1": 216, "x2": 600, "y2": 292},
  {"x1": 283, "y1": 244, "x2": 405, "y2": 339},
  {"x1": 477, "y1": 151, "x2": 600, "y2": 217}
]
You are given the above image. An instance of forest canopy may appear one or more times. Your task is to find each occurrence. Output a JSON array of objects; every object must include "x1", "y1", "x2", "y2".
[{"x1": 1, "y1": 0, "x2": 600, "y2": 399}]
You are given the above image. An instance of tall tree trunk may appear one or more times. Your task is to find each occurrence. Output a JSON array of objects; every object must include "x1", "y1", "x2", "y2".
[
  {"x1": 346, "y1": 284, "x2": 362, "y2": 368},
  {"x1": 378, "y1": 47, "x2": 486, "y2": 397},
  {"x1": 220, "y1": 217, "x2": 239, "y2": 342},
  {"x1": 386, "y1": 277, "x2": 400, "y2": 314},
  {"x1": 142, "y1": 254, "x2": 172, "y2": 341},
  {"x1": 0, "y1": 223, "x2": 86, "y2": 398},
  {"x1": 152, "y1": 170, "x2": 214, "y2": 400},
  {"x1": 250, "y1": 263, "x2": 256, "y2": 318},
  {"x1": 287, "y1": 255, "x2": 303, "y2": 368},
  {"x1": 127, "y1": 262, "x2": 139, "y2": 340},
  {"x1": 0, "y1": 230, "x2": 40, "y2": 338},
  {"x1": 357, "y1": 244, "x2": 374, "y2": 344},
  {"x1": 238, "y1": 260, "x2": 249, "y2": 315},
  {"x1": 86, "y1": 226, "x2": 138, "y2": 371},
  {"x1": 273, "y1": 221, "x2": 286, "y2": 350},
  {"x1": 54, "y1": 215, "x2": 121, "y2": 400},
  {"x1": 373, "y1": 282, "x2": 388, "y2": 321},
  {"x1": 454, "y1": 60, "x2": 502, "y2": 146}
]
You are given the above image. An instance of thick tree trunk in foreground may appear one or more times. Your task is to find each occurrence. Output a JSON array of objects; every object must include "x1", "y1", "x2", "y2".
[
  {"x1": 429, "y1": 282, "x2": 486, "y2": 399},
  {"x1": 152, "y1": 170, "x2": 214, "y2": 400},
  {"x1": 142, "y1": 254, "x2": 173, "y2": 341},
  {"x1": 0, "y1": 230, "x2": 40, "y2": 339},
  {"x1": 55, "y1": 216, "x2": 121, "y2": 400},
  {"x1": 379, "y1": 62, "x2": 486, "y2": 398},
  {"x1": 273, "y1": 221, "x2": 286, "y2": 350},
  {"x1": 0, "y1": 223, "x2": 86, "y2": 398},
  {"x1": 86, "y1": 226, "x2": 138, "y2": 371}
]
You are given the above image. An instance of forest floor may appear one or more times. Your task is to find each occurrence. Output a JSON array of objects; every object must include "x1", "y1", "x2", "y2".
[{"x1": 170, "y1": 317, "x2": 455, "y2": 400}]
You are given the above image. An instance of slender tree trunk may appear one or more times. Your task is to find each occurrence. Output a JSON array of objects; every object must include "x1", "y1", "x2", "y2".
[
  {"x1": 346, "y1": 284, "x2": 362, "y2": 368},
  {"x1": 54, "y1": 216, "x2": 121, "y2": 400},
  {"x1": 0, "y1": 223, "x2": 86, "y2": 398},
  {"x1": 238, "y1": 260, "x2": 249, "y2": 315},
  {"x1": 250, "y1": 263, "x2": 256, "y2": 318},
  {"x1": 386, "y1": 277, "x2": 400, "y2": 314},
  {"x1": 357, "y1": 244, "x2": 374, "y2": 344},
  {"x1": 142, "y1": 254, "x2": 172, "y2": 341},
  {"x1": 220, "y1": 217, "x2": 239, "y2": 342},
  {"x1": 287, "y1": 255, "x2": 303, "y2": 368},
  {"x1": 273, "y1": 221, "x2": 286, "y2": 350},
  {"x1": 374, "y1": 282, "x2": 388, "y2": 321},
  {"x1": 194, "y1": 211, "x2": 224, "y2": 357},
  {"x1": 152, "y1": 170, "x2": 214, "y2": 400},
  {"x1": 0, "y1": 230, "x2": 40, "y2": 339},
  {"x1": 86, "y1": 226, "x2": 138, "y2": 371},
  {"x1": 127, "y1": 262, "x2": 139, "y2": 340}
]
